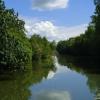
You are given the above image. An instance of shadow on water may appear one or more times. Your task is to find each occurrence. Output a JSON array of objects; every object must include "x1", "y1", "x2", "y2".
[
  {"x1": 57, "y1": 54, "x2": 100, "y2": 100},
  {"x1": 0, "y1": 58, "x2": 55, "y2": 100}
]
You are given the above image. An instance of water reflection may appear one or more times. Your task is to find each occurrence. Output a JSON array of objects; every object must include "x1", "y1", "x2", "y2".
[
  {"x1": 57, "y1": 55, "x2": 100, "y2": 74},
  {"x1": 0, "y1": 58, "x2": 55, "y2": 100},
  {"x1": 57, "y1": 55, "x2": 100, "y2": 100},
  {"x1": 0, "y1": 56, "x2": 100, "y2": 100},
  {"x1": 47, "y1": 71, "x2": 55, "y2": 79},
  {"x1": 87, "y1": 74, "x2": 100, "y2": 100},
  {"x1": 0, "y1": 72, "x2": 31, "y2": 100},
  {"x1": 29, "y1": 56, "x2": 93, "y2": 100},
  {"x1": 30, "y1": 90, "x2": 71, "y2": 100}
]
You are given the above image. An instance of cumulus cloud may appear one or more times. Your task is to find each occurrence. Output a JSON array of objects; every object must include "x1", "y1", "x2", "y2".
[
  {"x1": 25, "y1": 20, "x2": 59, "y2": 40},
  {"x1": 24, "y1": 19, "x2": 88, "y2": 42},
  {"x1": 32, "y1": 0, "x2": 69, "y2": 10}
]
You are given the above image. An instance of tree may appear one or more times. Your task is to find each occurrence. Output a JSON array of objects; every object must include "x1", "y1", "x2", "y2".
[
  {"x1": 30, "y1": 34, "x2": 53, "y2": 60},
  {"x1": 57, "y1": 0, "x2": 100, "y2": 56},
  {"x1": 0, "y1": 0, "x2": 32, "y2": 71}
]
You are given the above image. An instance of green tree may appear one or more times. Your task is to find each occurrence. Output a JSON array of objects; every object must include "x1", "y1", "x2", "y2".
[
  {"x1": 30, "y1": 34, "x2": 53, "y2": 60},
  {"x1": 0, "y1": 0, "x2": 32, "y2": 71},
  {"x1": 57, "y1": 0, "x2": 100, "y2": 56}
]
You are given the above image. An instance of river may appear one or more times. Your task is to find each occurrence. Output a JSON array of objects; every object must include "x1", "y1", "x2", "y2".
[{"x1": 0, "y1": 56, "x2": 100, "y2": 100}]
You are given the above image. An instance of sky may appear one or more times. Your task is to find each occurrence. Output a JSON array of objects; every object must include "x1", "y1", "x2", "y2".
[{"x1": 4, "y1": 0, "x2": 95, "y2": 41}]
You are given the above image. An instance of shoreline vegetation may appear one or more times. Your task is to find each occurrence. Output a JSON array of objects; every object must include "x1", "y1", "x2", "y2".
[
  {"x1": 57, "y1": 0, "x2": 100, "y2": 57},
  {"x1": 0, "y1": 0, "x2": 100, "y2": 73},
  {"x1": 0, "y1": 1, "x2": 99, "y2": 99},
  {"x1": 0, "y1": 0, "x2": 55, "y2": 72}
]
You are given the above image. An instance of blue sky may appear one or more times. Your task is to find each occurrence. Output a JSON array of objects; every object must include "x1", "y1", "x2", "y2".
[{"x1": 4, "y1": 0, "x2": 95, "y2": 41}]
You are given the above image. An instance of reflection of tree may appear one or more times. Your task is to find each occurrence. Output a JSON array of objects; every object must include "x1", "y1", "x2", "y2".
[
  {"x1": 0, "y1": 59, "x2": 55, "y2": 100},
  {"x1": 86, "y1": 74, "x2": 100, "y2": 100},
  {"x1": 87, "y1": 75, "x2": 100, "y2": 93},
  {"x1": 0, "y1": 72, "x2": 31, "y2": 100},
  {"x1": 57, "y1": 55, "x2": 100, "y2": 74},
  {"x1": 57, "y1": 55, "x2": 100, "y2": 100},
  {"x1": 95, "y1": 89, "x2": 100, "y2": 100}
]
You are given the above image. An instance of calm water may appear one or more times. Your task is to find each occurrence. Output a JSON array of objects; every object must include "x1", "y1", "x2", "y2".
[{"x1": 0, "y1": 56, "x2": 100, "y2": 100}]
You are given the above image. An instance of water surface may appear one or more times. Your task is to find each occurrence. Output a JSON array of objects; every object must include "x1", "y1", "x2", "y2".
[{"x1": 0, "y1": 56, "x2": 100, "y2": 100}]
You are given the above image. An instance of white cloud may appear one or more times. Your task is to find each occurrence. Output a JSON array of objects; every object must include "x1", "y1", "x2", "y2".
[
  {"x1": 32, "y1": 0, "x2": 69, "y2": 10},
  {"x1": 25, "y1": 20, "x2": 59, "y2": 40},
  {"x1": 24, "y1": 19, "x2": 88, "y2": 42},
  {"x1": 58, "y1": 24, "x2": 88, "y2": 40}
]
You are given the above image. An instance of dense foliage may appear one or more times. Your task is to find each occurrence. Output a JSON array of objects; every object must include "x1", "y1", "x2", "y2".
[
  {"x1": 30, "y1": 35, "x2": 55, "y2": 60},
  {"x1": 0, "y1": 0, "x2": 32, "y2": 71},
  {"x1": 57, "y1": 0, "x2": 100, "y2": 56},
  {"x1": 0, "y1": 0, "x2": 54, "y2": 72}
]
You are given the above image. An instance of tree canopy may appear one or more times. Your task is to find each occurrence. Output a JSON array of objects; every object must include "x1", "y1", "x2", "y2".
[
  {"x1": 0, "y1": 0, "x2": 54, "y2": 72},
  {"x1": 57, "y1": 0, "x2": 100, "y2": 56}
]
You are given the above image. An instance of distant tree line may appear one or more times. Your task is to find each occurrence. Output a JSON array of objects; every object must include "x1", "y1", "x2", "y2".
[
  {"x1": 30, "y1": 35, "x2": 55, "y2": 60},
  {"x1": 0, "y1": 0, "x2": 55, "y2": 72},
  {"x1": 57, "y1": 0, "x2": 100, "y2": 56}
]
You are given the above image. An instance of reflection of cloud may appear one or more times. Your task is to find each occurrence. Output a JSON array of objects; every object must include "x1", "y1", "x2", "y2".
[
  {"x1": 45, "y1": 56, "x2": 70, "y2": 80},
  {"x1": 31, "y1": 90, "x2": 71, "y2": 100},
  {"x1": 32, "y1": 0, "x2": 69, "y2": 11},
  {"x1": 47, "y1": 71, "x2": 55, "y2": 79},
  {"x1": 54, "y1": 56, "x2": 70, "y2": 73}
]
